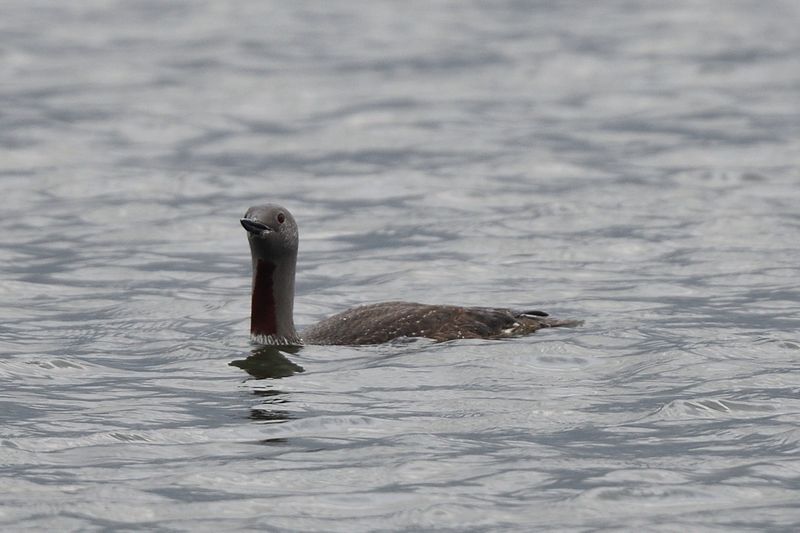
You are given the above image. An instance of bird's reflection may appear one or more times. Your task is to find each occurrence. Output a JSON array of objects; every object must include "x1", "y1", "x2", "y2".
[
  {"x1": 230, "y1": 346, "x2": 304, "y2": 430},
  {"x1": 229, "y1": 345, "x2": 304, "y2": 379},
  {"x1": 248, "y1": 387, "x2": 290, "y2": 422}
]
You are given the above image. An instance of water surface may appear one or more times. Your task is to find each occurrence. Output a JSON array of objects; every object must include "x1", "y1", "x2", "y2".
[{"x1": 2, "y1": 1, "x2": 800, "y2": 530}]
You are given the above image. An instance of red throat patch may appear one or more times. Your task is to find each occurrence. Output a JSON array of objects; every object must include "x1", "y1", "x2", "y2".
[{"x1": 251, "y1": 259, "x2": 277, "y2": 337}]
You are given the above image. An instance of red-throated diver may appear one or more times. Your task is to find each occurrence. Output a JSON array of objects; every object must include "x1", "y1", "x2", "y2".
[{"x1": 241, "y1": 204, "x2": 579, "y2": 346}]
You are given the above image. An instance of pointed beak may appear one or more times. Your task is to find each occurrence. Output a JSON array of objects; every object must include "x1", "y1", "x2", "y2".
[{"x1": 240, "y1": 218, "x2": 271, "y2": 235}]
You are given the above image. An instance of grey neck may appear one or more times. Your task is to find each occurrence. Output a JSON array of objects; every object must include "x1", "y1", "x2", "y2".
[{"x1": 249, "y1": 250, "x2": 302, "y2": 346}]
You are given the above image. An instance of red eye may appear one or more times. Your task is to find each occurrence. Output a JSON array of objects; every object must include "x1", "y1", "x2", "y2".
[{"x1": 277, "y1": 213, "x2": 285, "y2": 224}]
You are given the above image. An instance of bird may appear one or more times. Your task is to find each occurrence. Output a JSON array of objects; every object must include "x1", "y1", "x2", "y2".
[{"x1": 240, "y1": 204, "x2": 579, "y2": 346}]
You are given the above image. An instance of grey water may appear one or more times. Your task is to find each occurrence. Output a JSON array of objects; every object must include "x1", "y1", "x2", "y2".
[{"x1": 2, "y1": 0, "x2": 800, "y2": 531}]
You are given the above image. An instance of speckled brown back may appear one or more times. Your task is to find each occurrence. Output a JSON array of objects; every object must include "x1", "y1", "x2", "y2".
[{"x1": 302, "y1": 301, "x2": 579, "y2": 345}]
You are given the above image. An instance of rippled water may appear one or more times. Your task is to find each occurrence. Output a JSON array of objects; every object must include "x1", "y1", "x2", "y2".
[{"x1": 2, "y1": 1, "x2": 800, "y2": 530}]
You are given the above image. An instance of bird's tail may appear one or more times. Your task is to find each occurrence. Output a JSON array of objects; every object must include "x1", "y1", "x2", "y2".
[{"x1": 515, "y1": 310, "x2": 583, "y2": 330}]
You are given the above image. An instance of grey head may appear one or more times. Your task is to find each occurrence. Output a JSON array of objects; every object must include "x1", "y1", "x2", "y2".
[
  {"x1": 240, "y1": 204, "x2": 301, "y2": 346},
  {"x1": 240, "y1": 204, "x2": 299, "y2": 261}
]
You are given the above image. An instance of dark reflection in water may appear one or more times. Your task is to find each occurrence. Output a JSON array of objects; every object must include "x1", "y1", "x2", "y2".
[
  {"x1": 249, "y1": 386, "x2": 292, "y2": 423},
  {"x1": 231, "y1": 346, "x2": 304, "y2": 426},
  {"x1": 230, "y1": 345, "x2": 304, "y2": 379}
]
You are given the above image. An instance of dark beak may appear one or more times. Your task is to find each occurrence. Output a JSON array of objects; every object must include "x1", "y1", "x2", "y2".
[{"x1": 240, "y1": 218, "x2": 271, "y2": 235}]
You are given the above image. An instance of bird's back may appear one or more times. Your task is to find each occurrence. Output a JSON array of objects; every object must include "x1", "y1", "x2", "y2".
[{"x1": 302, "y1": 301, "x2": 578, "y2": 345}]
